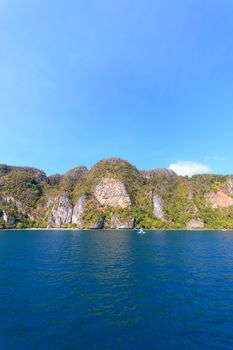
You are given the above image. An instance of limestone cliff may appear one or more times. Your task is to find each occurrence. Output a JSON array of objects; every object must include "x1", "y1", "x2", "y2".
[
  {"x1": 1, "y1": 158, "x2": 233, "y2": 229},
  {"x1": 48, "y1": 195, "x2": 73, "y2": 228},
  {"x1": 207, "y1": 191, "x2": 233, "y2": 209},
  {"x1": 141, "y1": 168, "x2": 176, "y2": 180},
  {"x1": 94, "y1": 178, "x2": 131, "y2": 208},
  {"x1": 105, "y1": 213, "x2": 134, "y2": 229},
  {"x1": 72, "y1": 195, "x2": 87, "y2": 227},
  {"x1": 152, "y1": 194, "x2": 164, "y2": 219},
  {"x1": 226, "y1": 175, "x2": 233, "y2": 195},
  {"x1": 186, "y1": 218, "x2": 204, "y2": 230}
]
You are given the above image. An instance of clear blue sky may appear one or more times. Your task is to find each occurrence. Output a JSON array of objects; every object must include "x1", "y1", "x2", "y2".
[{"x1": 1, "y1": 0, "x2": 233, "y2": 175}]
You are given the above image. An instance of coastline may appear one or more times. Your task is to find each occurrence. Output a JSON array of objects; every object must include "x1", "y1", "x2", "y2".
[{"x1": 1, "y1": 227, "x2": 233, "y2": 232}]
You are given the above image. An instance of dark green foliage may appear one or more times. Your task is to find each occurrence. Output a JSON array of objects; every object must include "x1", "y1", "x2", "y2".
[
  {"x1": 0, "y1": 200, "x2": 31, "y2": 229},
  {"x1": 0, "y1": 217, "x2": 5, "y2": 229},
  {"x1": 133, "y1": 207, "x2": 165, "y2": 229},
  {"x1": 80, "y1": 197, "x2": 104, "y2": 227},
  {"x1": 1, "y1": 170, "x2": 43, "y2": 210},
  {"x1": 61, "y1": 166, "x2": 88, "y2": 193}
]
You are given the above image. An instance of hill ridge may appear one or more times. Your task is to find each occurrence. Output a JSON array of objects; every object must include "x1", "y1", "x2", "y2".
[{"x1": 0, "y1": 158, "x2": 232, "y2": 230}]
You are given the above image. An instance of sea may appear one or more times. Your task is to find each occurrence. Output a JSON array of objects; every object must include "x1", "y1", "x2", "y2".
[{"x1": 0, "y1": 229, "x2": 233, "y2": 350}]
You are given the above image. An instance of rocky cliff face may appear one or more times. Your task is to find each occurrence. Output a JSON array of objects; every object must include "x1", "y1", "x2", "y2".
[
  {"x1": 0, "y1": 194, "x2": 22, "y2": 212},
  {"x1": 0, "y1": 194, "x2": 25, "y2": 227},
  {"x1": 2, "y1": 211, "x2": 16, "y2": 225},
  {"x1": 48, "y1": 195, "x2": 73, "y2": 228},
  {"x1": 226, "y1": 176, "x2": 233, "y2": 195},
  {"x1": 207, "y1": 191, "x2": 233, "y2": 209},
  {"x1": 152, "y1": 194, "x2": 164, "y2": 219},
  {"x1": 89, "y1": 216, "x2": 105, "y2": 229},
  {"x1": 186, "y1": 218, "x2": 204, "y2": 230},
  {"x1": 106, "y1": 213, "x2": 134, "y2": 229},
  {"x1": 94, "y1": 178, "x2": 131, "y2": 208},
  {"x1": 72, "y1": 195, "x2": 87, "y2": 227},
  {"x1": 141, "y1": 168, "x2": 176, "y2": 180},
  {"x1": 1, "y1": 158, "x2": 233, "y2": 229}
]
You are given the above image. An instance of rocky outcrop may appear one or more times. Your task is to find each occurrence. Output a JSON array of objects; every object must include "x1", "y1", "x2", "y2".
[
  {"x1": 47, "y1": 194, "x2": 95, "y2": 228},
  {"x1": 106, "y1": 214, "x2": 135, "y2": 229},
  {"x1": 89, "y1": 215, "x2": 105, "y2": 229},
  {"x1": 153, "y1": 194, "x2": 164, "y2": 219},
  {"x1": 186, "y1": 218, "x2": 204, "y2": 229},
  {"x1": 207, "y1": 191, "x2": 233, "y2": 209},
  {"x1": 48, "y1": 195, "x2": 73, "y2": 228},
  {"x1": 0, "y1": 194, "x2": 22, "y2": 212},
  {"x1": 65, "y1": 166, "x2": 88, "y2": 179},
  {"x1": 187, "y1": 192, "x2": 193, "y2": 200},
  {"x1": 0, "y1": 164, "x2": 46, "y2": 182},
  {"x1": 94, "y1": 178, "x2": 131, "y2": 208},
  {"x1": 48, "y1": 174, "x2": 63, "y2": 186},
  {"x1": 141, "y1": 168, "x2": 176, "y2": 180},
  {"x1": 2, "y1": 211, "x2": 16, "y2": 225},
  {"x1": 72, "y1": 195, "x2": 86, "y2": 227},
  {"x1": 226, "y1": 176, "x2": 233, "y2": 195}
]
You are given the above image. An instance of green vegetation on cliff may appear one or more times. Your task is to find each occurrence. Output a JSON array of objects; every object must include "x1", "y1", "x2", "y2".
[
  {"x1": 73, "y1": 158, "x2": 144, "y2": 203},
  {"x1": 0, "y1": 159, "x2": 233, "y2": 229}
]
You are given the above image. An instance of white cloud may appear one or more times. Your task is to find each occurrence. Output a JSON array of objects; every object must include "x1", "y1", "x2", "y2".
[{"x1": 169, "y1": 161, "x2": 212, "y2": 177}]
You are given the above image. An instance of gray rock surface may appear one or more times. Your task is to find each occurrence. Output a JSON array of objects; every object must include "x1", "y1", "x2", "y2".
[
  {"x1": 3, "y1": 211, "x2": 16, "y2": 225},
  {"x1": 48, "y1": 195, "x2": 73, "y2": 228},
  {"x1": 226, "y1": 176, "x2": 233, "y2": 195},
  {"x1": 89, "y1": 215, "x2": 105, "y2": 229},
  {"x1": 72, "y1": 195, "x2": 86, "y2": 227},
  {"x1": 141, "y1": 168, "x2": 177, "y2": 180},
  {"x1": 187, "y1": 192, "x2": 193, "y2": 200},
  {"x1": 94, "y1": 178, "x2": 131, "y2": 208},
  {"x1": 207, "y1": 191, "x2": 233, "y2": 209},
  {"x1": 0, "y1": 194, "x2": 22, "y2": 212},
  {"x1": 106, "y1": 214, "x2": 134, "y2": 229},
  {"x1": 153, "y1": 194, "x2": 164, "y2": 219},
  {"x1": 186, "y1": 218, "x2": 204, "y2": 229}
]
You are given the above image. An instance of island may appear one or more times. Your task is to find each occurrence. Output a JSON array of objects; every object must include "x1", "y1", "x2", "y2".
[{"x1": 1, "y1": 158, "x2": 233, "y2": 230}]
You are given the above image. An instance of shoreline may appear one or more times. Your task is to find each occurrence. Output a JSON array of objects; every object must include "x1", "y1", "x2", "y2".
[{"x1": 1, "y1": 228, "x2": 233, "y2": 232}]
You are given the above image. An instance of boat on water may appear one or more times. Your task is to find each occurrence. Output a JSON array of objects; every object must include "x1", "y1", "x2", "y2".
[{"x1": 138, "y1": 227, "x2": 146, "y2": 234}]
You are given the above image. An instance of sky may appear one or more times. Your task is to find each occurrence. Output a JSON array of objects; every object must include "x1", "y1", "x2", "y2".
[{"x1": 0, "y1": 0, "x2": 233, "y2": 176}]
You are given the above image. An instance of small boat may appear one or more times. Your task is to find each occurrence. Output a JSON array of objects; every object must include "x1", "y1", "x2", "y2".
[{"x1": 138, "y1": 227, "x2": 146, "y2": 234}]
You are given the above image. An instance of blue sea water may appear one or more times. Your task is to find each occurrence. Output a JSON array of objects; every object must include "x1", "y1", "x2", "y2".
[{"x1": 0, "y1": 230, "x2": 233, "y2": 350}]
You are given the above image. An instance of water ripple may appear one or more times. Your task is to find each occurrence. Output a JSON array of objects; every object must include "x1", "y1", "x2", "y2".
[{"x1": 0, "y1": 230, "x2": 233, "y2": 349}]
